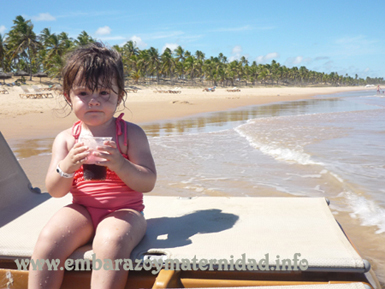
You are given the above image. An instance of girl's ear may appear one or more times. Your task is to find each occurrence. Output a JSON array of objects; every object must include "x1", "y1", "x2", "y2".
[
  {"x1": 118, "y1": 92, "x2": 125, "y2": 105},
  {"x1": 64, "y1": 92, "x2": 72, "y2": 105}
]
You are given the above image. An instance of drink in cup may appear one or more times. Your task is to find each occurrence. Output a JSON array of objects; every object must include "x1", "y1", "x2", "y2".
[{"x1": 78, "y1": 136, "x2": 112, "y2": 180}]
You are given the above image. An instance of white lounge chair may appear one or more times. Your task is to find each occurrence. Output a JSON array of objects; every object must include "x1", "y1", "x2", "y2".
[{"x1": 31, "y1": 85, "x2": 53, "y2": 98}]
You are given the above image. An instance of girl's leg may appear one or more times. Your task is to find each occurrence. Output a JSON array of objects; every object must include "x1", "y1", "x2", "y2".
[
  {"x1": 91, "y1": 209, "x2": 146, "y2": 289},
  {"x1": 28, "y1": 204, "x2": 94, "y2": 289}
]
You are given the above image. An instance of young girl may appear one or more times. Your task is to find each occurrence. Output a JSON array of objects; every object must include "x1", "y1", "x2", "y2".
[{"x1": 28, "y1": 42, "x2": 156, "y2": 289}]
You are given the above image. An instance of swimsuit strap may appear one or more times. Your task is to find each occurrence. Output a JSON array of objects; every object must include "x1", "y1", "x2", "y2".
[
  {"x1": 72, "y1": 120, "x2": 82, "y2": 140},
  {"x1": 115, "y1": 113, "x2": 127, "y2": 149}
]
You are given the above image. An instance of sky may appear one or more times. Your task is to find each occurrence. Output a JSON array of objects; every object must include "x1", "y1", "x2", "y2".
[{"x1": 1, "y1": 0, "x2": 385, "y2": 78}]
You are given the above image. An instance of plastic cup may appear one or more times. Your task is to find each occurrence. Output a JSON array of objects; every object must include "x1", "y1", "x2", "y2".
[{"x1": 78, "y1": 136, "x2": 112, "y2": 180}]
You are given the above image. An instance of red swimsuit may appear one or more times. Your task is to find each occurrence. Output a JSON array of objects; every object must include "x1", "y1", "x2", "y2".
[{"x1": 70, "y1": 114, "x2": 144, "y2": 229}]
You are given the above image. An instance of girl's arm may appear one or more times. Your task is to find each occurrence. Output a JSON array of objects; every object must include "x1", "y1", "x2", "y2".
[
  {"x1": 45, "y1": 130, "x2": 89, "y2": 198},
  {"x1": 98, "y1": 124, "x2": 157, "y2": 193}
]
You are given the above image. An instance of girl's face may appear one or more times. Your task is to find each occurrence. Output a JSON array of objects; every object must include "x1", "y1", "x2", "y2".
[{"x1": 66, "y1": 76, "x2": 122, "y2": 127}]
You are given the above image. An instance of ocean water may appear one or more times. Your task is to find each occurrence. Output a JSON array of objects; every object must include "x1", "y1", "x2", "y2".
[{"x1": 142, "y1": 90, "x2": 385, "y2": 283}]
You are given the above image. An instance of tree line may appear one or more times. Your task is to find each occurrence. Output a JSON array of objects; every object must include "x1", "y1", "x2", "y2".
[{"x1": 1, "y1": 15, "x2": 384, "y2": 87}]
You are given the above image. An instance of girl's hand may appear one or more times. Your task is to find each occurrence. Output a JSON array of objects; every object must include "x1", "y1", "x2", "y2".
[
  {"x1": 59, "y1": 142, "x2": 89, "y2": 174},
  {"x1": 94, "y1": 140, "x2": 125, "y2": 172}
]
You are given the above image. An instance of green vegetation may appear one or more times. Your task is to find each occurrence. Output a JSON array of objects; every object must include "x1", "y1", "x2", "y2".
[{"x1": 1, "y1": 15, "x2": 384, "y2": 87}]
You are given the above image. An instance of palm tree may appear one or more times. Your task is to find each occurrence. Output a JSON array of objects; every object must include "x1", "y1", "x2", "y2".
[
  {"x1": 174, "y1": 46, "x2": 185, "y2": 62},
  {"x1": 42, "y1": 32, "x2": 73, "y2": 78},
  {"x1": 174, "y1": 46, "x2": 186, "y2": 81},
  {"x1": 6, "y1": 15, "x2": 41, "y2": 80},
  {"x1": 58, "y1": 32, "x2": 73, "y2": 51},
  {"x1": 74, "y1": 31, "x2": 94, "y2": 46},
  {"x1": 0, "y1": 34, "x2": 7, "y2": 72},
  {"x1": 161, "y1": 48, "x2": 175, "y2": 84},
  {"x1": 195, "y1": 50, "x2": 205, "y2": 61},
  {"x1": 128, "y1": 54, "x2": 143, "y2": 84},
  {"x1": 122, "y1": 40, "x2": 139, "y2": 59},
  {"x1": 147, "y1": 47, "x2": 161, "y2": 84},
  {"x1": 137, "y1": 49, "x2": 150, "y2": 83}
]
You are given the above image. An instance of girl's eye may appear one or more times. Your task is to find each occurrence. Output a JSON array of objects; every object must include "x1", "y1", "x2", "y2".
[
  {"x1": 100, "y1": 91, "x2": 109, "y2": 95},
  {"x1": 79, "y1": 91, "x2": 88, "y2": 96}
]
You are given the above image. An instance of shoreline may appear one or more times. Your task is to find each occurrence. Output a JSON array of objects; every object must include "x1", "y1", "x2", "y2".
[{"x1": 0, "y1": 85, "x2": 370, "y2": 143}]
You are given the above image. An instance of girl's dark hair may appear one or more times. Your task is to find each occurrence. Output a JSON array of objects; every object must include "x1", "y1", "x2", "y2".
[{"x1": 62, "y1": 42, "x2": 126, "y2": 104}]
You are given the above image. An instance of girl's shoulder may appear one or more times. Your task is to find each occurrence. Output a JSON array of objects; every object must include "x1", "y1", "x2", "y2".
[
  {"x1": 53, "y1": 128, "x2": 76, "y2": 151},
  {"x1": 122, "y1": 120, "x2": 147, "y2": 136},
  {"x1": 55, "y1": 127, "x2": 75, "y2": 140},
  {"x1": 123, "y1": 121, "x2": 150, "y2": 145}
]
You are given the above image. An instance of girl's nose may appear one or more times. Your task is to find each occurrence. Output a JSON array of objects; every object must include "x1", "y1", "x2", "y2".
[{"x1": 88, "y1": 94, "x2": 101, "y2": 106}]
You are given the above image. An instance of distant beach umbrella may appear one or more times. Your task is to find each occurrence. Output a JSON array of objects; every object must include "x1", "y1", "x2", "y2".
[
  {"x1": 33, "y1": 72, "x2": 48, "y2": 83},
  {"x1": 14, "y1": 71, "x2": 29, "y2": 77},
  {"x1": 0, "y1": 72, "x2": 12, "y2": 84}
]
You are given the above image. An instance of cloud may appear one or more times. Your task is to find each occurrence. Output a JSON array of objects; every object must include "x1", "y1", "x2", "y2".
[
  {"x1": 212, "y1": 25, "x2": 253, "y2": 32},
  {"x1": 364, "y1": 68, "x2": 370, "y2": 72},
  {"x1": 256, "y1": 52, "x2": 279, "y2": 64},
  {"x1": 130, "y1": 35, "x2": 147, "y2": 49},
  {"x1": 147, "y1": 31, "x2": 184, "y2": 40},
  {"x1": 285, "y1": 56, "x2": 313, "y2": 67},
  {"x1": 323, "y1": 60, "x2": 334, "y2": 71},
  {"x1": 211, "y1": 25, "x2": 274, "y2": 32},
  {"x1": 334, "y1": 35, "x2": 378, "y2": 56},
  {"x1": 229, "y1": 45, "x2": 243, "y2": 61},
  {"x1": 314, "y1": 56, "x2": 330, "y2": 61},
  {"x1": 55, "y1": 11, "x2": 121, "y2": 19},
  {"x1": 162, "y1": 43, "x2": 179, "y2": 53},
  {"x1": 178, "y1": 34, "x2": 203, "y2": 43},
  {"x1": 336, "y1": 35, "x2": 372, "y2": 45},
  {"x1": 31, "y1": 13, "x2": 56, "y2": 21},
  {"x1": 293, "y1": 56, "x2": 303, "y2": 65},
  {"x1": 95, "y1": 26, "x2": 111, "y2": 36},
  {"x1": 0, "y1": 25, "x2": 6, "y2": 34},
  {"x1": 232, "y1": 45, "x2": 242, "y2": 55}
]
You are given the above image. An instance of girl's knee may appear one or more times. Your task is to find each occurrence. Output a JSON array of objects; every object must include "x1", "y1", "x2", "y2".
[
  {"x1": 93, "y1": 210, "x2": 146, "y2": 257},
  {"x1": 36, "y1": 225, "x2": 62, "y2": 247},
  {"x1": 94, "y1": 227, "x2": 135, "y2": 250}
]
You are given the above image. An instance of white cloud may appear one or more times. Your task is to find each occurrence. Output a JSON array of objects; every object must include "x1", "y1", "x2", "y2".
[
  {"x1": 256, "y1": 52, "x2": 279, "y2": 64},
  {"x1": 323, "y1": 60, "x2": 334, "y2": 71},
  {"x1": 314, "y1": 56, "x2": 330, "y2": 61},
  {"x1": 31, "y1": 13, "x2": 56, "y2": 21},
  {"x1": 211, "y1": 25, "x2": 274, "y2": 32},
  {"x1": 232, "y1": 45, "x2": 242, "y2": 55},
  {"x1": 293, "y1": 56, "x2": 303, "y2": 65},
  {"x1": 364, "y1": 68, "x2": 370, "y2": 72},
  {"x1": 147, "y1": 31, "x2": 184, "y2": 40},
  {"x1": 229, "y1": 45, "x2": 243, "y2": 62},
  {"x1": 285, "y1": 56, "x2": 314, "y2": 67},
  {"x1": 0, "y1": 25, "x2": 6, "y2": 34},
  {"x1": 96, "y1": 26, "x2": 111, "y2": 36},
  {"x1": 162, "y1": 43, "x2": 179, "y2": 53},
  {"x1": 334, "y1": 35, "x2": 378, "y2": 56},
  {"x1": 130, "y1": 35, "x2": 147, "y2": 49},
  {"x1": 213, "y1": 25, "x2": 253, "y2": 32}
]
